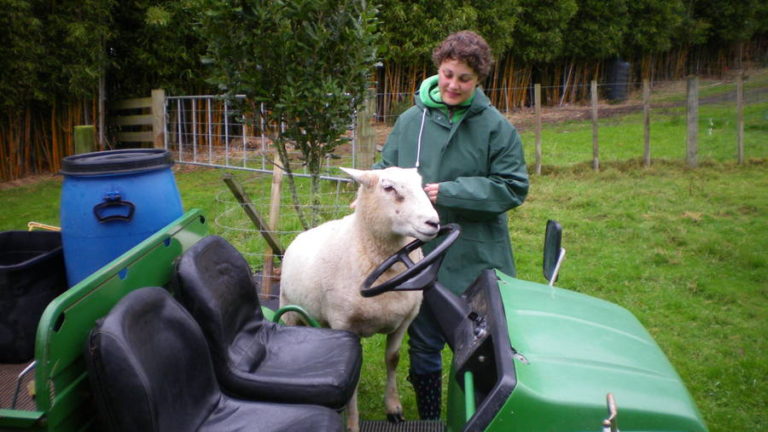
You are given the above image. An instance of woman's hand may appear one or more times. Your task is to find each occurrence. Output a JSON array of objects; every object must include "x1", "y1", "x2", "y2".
[{"x1": 424, "y1": 183, "x2": 440, "y2": 204}]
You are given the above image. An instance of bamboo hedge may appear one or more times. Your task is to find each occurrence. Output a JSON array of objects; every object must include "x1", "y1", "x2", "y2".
[{"x1": 1, "y1": 0, "x2": 767, "y2": 181}]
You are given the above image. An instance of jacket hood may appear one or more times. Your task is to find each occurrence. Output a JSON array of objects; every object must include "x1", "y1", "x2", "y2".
[
  {"x1": 415, "y1": 75, "x2": 490, "y2": 119},
  {"x1": 411, "y1": 76, "x2": 491, "y2": 169},
  {"x1": 418, "y1": 75, "x2": 474, "y2": 110}
]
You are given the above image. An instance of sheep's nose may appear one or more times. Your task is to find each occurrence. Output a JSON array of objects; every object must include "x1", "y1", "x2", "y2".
[{"x1": 425, "y1": 220, "x2": 439, "y2": 230}]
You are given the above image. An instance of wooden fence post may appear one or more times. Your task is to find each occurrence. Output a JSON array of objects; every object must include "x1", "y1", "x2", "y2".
[
  {"x1": 686, "y1": 76, "x2": 698, "y2": 168},
  {"x1": 591, "y1": 80, "x2": 599, "y2": 171},
  {"x1": 534, "y1": 83, "x2": 542, "y2": 175},
  {"x1": 643, "y1": 79, "x2": 651, "y2": 167},
  {"x1": 355, "y1": 88, "x2": 376, "y2": 169},
  {"x1": 74, "y1": 125, "x2": 95, "y2": 154},
  {"x1": 736, "y1": 71, "x2": 745, "y2": 165},
  {"x1": 151, "y1": 89, "x2": 166, "y2": 149},
  {"x1": 222, "y1": 173, "x2": 285, "y2": 257},
  {"x1": 261, "y1": 153, "x2": 284, "y2": 299}
]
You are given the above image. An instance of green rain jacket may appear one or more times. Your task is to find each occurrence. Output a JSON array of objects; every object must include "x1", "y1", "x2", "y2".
[{"x1": 375, "y1": 76, "x2": 529, "y2": 295}]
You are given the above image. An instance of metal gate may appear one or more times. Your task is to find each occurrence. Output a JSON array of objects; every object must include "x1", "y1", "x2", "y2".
[{"x1": 163, "y1": 94, "x2": 377, "y2": 180}]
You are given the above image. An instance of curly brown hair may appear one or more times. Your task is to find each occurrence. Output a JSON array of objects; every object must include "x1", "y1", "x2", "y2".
[{"x1": 432, "y1": 31, "x2": 494, "y2": 81}]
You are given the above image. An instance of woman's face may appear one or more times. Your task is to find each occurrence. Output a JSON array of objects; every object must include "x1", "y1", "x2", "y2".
[{"x1": 438, "y1": 58, "x2": 479, "y2": 106}]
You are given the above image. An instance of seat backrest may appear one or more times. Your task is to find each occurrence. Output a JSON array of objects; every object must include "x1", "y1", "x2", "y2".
[
  {"x1": 84, "y1": 286, "x2": 221, "y2": 432},
  {"x1": 174, "y1": 235, "x2": 265, "y2": 355}
]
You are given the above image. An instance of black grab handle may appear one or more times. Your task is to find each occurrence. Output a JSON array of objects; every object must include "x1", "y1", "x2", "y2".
[{"x1": 93, "y1": 194, "x2": 135, "y2": 223}]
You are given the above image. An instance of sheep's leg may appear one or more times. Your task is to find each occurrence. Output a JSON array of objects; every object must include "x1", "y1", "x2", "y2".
[
  {"x1": 346, "y1": 385, "x2": 359, "y2": 432},
  {"x1": 384, "y1": 323, "x2": 408, "y2": 423}
]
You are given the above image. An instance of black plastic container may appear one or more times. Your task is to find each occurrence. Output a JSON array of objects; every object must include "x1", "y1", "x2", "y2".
[
  {"x1": 0, "y1": 231, "x2": 67, "y2": 363},
  {"x1": 607, "y1": 59, "x2": 631, "y2": 102}
]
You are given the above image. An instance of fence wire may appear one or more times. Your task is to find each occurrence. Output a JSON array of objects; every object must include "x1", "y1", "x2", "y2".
[
  {"x1": 164, "y1": 95, "x2": 366, "y2": 182},
  {"x1": 164, "y1": 76, "x2": 767, "y2": 269}
]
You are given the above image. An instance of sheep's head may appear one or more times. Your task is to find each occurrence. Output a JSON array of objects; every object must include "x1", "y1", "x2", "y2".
[{"x1": 341, "y1": 167, "x2": 440, "y2": 242}]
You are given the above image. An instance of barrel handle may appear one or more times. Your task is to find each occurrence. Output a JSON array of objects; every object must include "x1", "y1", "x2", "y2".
[{"x1": 93, "y1": 194, "x2": 135, "y2": 223}]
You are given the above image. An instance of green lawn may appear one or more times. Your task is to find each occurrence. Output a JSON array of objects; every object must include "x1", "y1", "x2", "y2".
[
  {"x1": 523, "y1": 103, "x2": 768, "y2": 165},
  {"x1": 1, "y1": 72, "x2": 766, "y2": 431},
  {"x1": 519, "y1": 71, "x2": 768, "y2": 166},
  {"x1": 1, "y1": 160, "x2": 765, "y2": 431}
]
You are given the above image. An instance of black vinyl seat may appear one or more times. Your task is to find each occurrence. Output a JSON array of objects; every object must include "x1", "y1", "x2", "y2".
[
  {"x1": 173, "y1": 235, "x2": 362, "y2": 410},
  {"x1": 84, "y1": 286, "x2": 343, "y2": 432}
]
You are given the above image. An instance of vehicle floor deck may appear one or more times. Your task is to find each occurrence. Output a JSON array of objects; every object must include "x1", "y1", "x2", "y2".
[
  {"x1": 0, "y1": 362, "x2": 35, "y2": 411},
  {"x1": 360, "y1": 420, "x2": 444, "y2": 432}
]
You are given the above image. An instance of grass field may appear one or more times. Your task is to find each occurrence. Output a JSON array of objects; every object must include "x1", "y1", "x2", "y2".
[
  {"x1": 1, "y1": 160, "x2": 765, "y2": 431},
  {"x1": 1, "y1": 72, "x2": 767, "y2": 431}
]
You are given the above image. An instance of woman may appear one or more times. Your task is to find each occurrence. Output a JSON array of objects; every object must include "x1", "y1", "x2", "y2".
[{"x1": 374, "y1": 30, "x2": 529, "y2": 420}]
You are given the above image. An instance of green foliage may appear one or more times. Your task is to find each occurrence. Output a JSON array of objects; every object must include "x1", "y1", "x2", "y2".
[
  {"x1": 376, "y1": 0, "x2": 477, "y2": 65},
  {"x1": 467, "y1": 0, "x2": 520, "y2": 57},
  {"x1": 107, "y1": 0, "x2": 210, "y2": 98},
  {"x1": 623, "y1": 0, "x2": 685, "y2": 56},
  {"x1": 672, "y1": 0, "x2": 711, "y2": 47},
  {"x1": 694, "y1": 0, "x2": 768, "y2": 44},
  {"x1": 0, "y1": 0, "x2": 44, "y2": 107},
  {"x1": 0, "y1": 0, "x2": 113, "y2": 104},
  {"x1": 509, "y1": 0, "x2": 578, "y2": 63},
  {"x1": 197, "y1": 0, "x2": 379, "y2": 228},
  {"x1": 562, "y1": 0, "x2": 629, "y2": 60},
  {"x1": 37, "y1": 0, "x2": 115, "y2": 100},
  {"x1": 376, "y1": 0, "x2": 519, "y2": 66},
  {"x1": 1, "y1": 0, "x2": 766, "y2": 111}
]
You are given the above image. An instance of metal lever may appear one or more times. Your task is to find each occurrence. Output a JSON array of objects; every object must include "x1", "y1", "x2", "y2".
[
  {"x1": 11, "y1": 361, "x2": 36, "y2": 409},
  {"x1": 602, "y1": 392, "x2": 619, "y2": 432},
  {"x1": 548, "y1": 247, "x2": 566, "y2": 287}
]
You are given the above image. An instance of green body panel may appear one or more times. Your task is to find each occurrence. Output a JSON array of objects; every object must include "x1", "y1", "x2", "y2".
[
  {"x1": 2, "y1": 211, "x2": 708, "y2": 432},
  {"x1": 0, "y1": 409, "x2": 45, "y2": 430},
  {"x1": 0, "y1": 210, "x2": 208, "y2": 431},
  {"x1": 485, "y1": 273, "x2": 707, "y2": 432},
  {"x1": 446, "y1": 365, "x2": 468, "y2": 432}
]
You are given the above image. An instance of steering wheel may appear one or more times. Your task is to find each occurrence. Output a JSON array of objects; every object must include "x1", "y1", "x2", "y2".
[{"x1": 360, "y1": 223, "x2": 461, "y2": 297}]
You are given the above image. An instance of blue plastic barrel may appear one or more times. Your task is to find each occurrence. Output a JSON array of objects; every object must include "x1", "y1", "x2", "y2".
[{"x1": 60, "y1": 149, "x2": 183, "y2": 286}]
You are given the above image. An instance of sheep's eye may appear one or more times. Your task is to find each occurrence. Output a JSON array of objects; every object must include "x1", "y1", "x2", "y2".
[{"x1": 383, "y1": 184, "x2": 403, "y2": 202}]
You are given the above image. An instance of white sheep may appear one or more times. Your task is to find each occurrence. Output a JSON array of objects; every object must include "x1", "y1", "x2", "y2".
[{"x1": 279, "y1": 166, "x2": 440, "y2": 432}]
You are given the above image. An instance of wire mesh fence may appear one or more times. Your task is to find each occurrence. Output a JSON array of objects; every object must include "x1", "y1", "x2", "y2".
[
  {"x1": 164, "y1": 95, "x2": 372, "y2": 182},
  {"x1": 164, "y1": 73, "x2": 768, "y2": 270},
  {"x1": 165, "y1": 75, "x2": 768, "y2": 174},
  {"x1": 201, "y1": 171, "x2": 357, "y2": 281}
]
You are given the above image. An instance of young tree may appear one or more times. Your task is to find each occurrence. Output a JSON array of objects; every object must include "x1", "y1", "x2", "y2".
[{"x1": 197, "y1": 0, "x2": 378, "y2": 229}]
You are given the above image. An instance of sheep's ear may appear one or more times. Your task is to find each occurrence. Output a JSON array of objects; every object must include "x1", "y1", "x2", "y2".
[{"x1": 340, "y1": 167, "x2": 378, "y2": 188}]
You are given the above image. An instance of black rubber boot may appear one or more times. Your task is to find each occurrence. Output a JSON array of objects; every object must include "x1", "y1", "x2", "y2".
[{"x1": 408, "y1": 371, "x2": 442, "y2": 420}]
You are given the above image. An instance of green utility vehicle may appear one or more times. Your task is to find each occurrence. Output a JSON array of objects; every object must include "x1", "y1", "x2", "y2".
[{"x1": 0, "y1": 209, "x2": 708, "y2": 432}]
